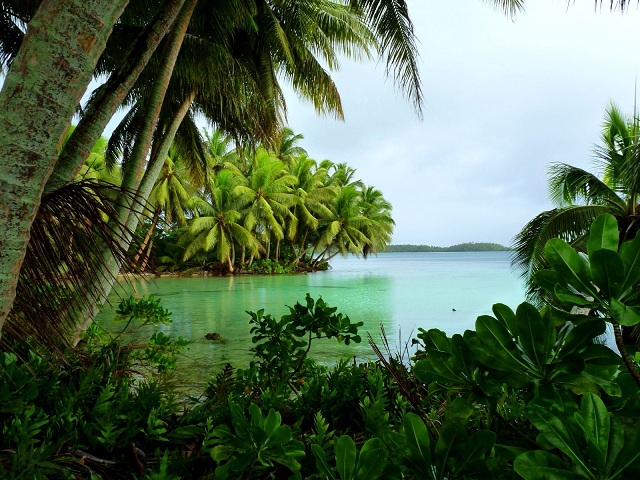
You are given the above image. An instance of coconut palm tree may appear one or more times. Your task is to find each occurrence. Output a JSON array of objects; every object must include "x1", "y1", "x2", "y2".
[
  {"x1": 183, "y1": 169, "x2": 260, "y2": 272},
  {"x1": 313, "y1": 184, "x2": 371, "y2": 265},
  {"x1": 512, "y1": 103, "x2": 640, "y2": 303},
  {"x1": 288, "y1": 155, "x2": 336, "y2": 263},
  {"x1": 358, "y1": 185, "x2": 395, "y2": 257},
  {"x1": 134, "y1": 145, "x2": 195, "y2": 270},
  {"x1": 234, "y1": 149, "x2": 298, "y2": 261}
]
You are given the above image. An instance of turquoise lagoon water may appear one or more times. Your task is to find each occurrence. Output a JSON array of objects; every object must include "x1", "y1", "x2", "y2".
[{"x1": 96, "y1": 251, "x2": 526, "y2": 387}]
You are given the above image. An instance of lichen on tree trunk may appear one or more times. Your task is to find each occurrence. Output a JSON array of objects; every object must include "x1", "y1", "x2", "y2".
[{"x1": 0, "y1": 0, "x2": 129, "y2": 332}]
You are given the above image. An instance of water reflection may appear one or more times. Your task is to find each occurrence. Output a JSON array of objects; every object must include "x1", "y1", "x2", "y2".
[{"x1": 96, "y1": 252, "x2": 525, "y2": 390}]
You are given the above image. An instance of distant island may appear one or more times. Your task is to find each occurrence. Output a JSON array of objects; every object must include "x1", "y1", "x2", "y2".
[{"x1": 385, "y1": 242, "x2": 511, "y2": 253}]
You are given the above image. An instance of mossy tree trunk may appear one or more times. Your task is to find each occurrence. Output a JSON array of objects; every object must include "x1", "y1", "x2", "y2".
[
  {"x1": 0, "y1": 0, "x2": 128, "y2": 332},
  {"x1": 45, "y1": 0, "x2": 188, "y2": 195}
]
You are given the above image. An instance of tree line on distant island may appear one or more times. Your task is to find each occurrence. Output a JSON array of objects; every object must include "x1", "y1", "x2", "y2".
[{"x1": 385, "y1": 242, "x2": 510, "y2": 252}]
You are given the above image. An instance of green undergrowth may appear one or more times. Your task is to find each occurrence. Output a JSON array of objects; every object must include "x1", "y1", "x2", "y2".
[{"x1": 3, "y1": 215, "x2": 640, "y2": 478}]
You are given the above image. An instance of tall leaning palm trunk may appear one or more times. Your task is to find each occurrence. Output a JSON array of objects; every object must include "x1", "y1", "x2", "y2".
[
  {"x1": 69, "y1": 0, "x2": 198, "y2": 342},
  {"x1": 44, "y1": 0, "x2": 188, "y2": 195},
  {"x1": 0, "y1": 0, "x2": 128, "y2": 331}
]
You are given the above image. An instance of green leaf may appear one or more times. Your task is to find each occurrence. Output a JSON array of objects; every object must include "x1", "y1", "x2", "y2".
[
  {"x1": 336, "y1": 435, "x2": 357, "y2": 480},
  {"x1": 401, "y1": 413, "x2": 433, "y2": 477},
  {"x1": 587, "y1": 214, "x2": 619, "y2": 256},
  {"x1": 526, "y1": 405, "x2": 589, "y2": 473},
  {"x1": 533, "y1": 269, "x2": 564, "y2": 294},
  {"x1": 474, "y1": 315, "x2": 528, "y2": 372},
  {"x1": 557, "y1": 320, "x2": 606, "y2": 359},
  {"x1": 492, "y1": 303, "x2": 518, "y2": 333},
  {"x1": 619, "y1": 233, "x2": 640, "y2": 293},
  {"x1": 574, "y1": 393, "x2": 611, "y2": 475},
  {"x1": 554, "y1": 284, "x2": 597, "y2": 307},
  {"x1": 455, "y1": 430, "x2": 496, "y2": 474},
  {"x1": 544, "y1": 238, "x2": 600, "y2": 299},
  {"x1": 610, "y1": 298, "x2": 640, "y2": 326},
  {"x1": 311, "y1": 444, "x2": 337, "y2": 480},
  {"x1": 514, "y1": 450, "x2": 585, "y2": 480},
  {"x1": 590, "y1": 249, "x2": 625, "y2": 299},
  {"x1": 612, "y1": 427, "x2": 640, "y2": 475},
  {"x1": 435, "y1": 421, "x2": 466, "y2": 475},
  {"x1": 515, "y1": 302, "x2": 554, "y2": 369},
  {"x1": 355, "y1": 438, "x2": 386, "y2": 480}
]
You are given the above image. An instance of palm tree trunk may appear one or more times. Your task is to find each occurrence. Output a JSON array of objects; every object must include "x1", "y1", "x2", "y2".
[
  {"x1": 140, "y1": 238, "x2": 154, "y2": 271},
  {"x1": 68, "y1": 4, "x2": 198, "y2": 342},
  {"x1": 275, "y1": 239, "x2": 281, "y2": 261},
  {"x1": 120, "y1": 0, "x2": 197, "y2": 196},
  {"x1": 613, "y1": 322, "x2": 640, "y2": 387},
  {"x1": 45, "y1": 0, "x2": 188, "y2": 195},
  {"x1": 68, "y1": 92, "x2": 197, "y2": 342},
  {"x1": 240, "y1": 246, "x2": 246, "y2": 268},
  {"x1": 133, "y1": 208, "x2": 161, "y2": 268},
  {"x1": 0, "y1": 0, "x2": 127, "y2": 331}
]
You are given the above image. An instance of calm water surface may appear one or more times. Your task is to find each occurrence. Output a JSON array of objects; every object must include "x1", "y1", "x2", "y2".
[{"x1": 97, "y1": 252, "x2": 526, "y2": 387}]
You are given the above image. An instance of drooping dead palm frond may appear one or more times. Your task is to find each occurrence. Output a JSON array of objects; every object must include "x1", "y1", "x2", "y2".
[{"x1": 1, "y1": 180, "x2": 144, "y2": 359}]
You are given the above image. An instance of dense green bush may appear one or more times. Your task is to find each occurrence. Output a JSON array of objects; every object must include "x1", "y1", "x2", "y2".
[{"x1": 3, "y1": 214, "x2": 640, "y2": 478}]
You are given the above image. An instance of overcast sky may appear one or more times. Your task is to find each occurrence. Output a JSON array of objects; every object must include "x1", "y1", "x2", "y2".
[{"x1": 280, "y1": 0, "x2": 640, "y2": 247}]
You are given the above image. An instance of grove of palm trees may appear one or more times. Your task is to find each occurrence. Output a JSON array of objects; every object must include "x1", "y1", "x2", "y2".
[
  {"x1": 127, "y1": 128, "x2": 394, "y2": 276},
  {"x1": 2, "y1": 1, "x2": 640, "y2": 478}
]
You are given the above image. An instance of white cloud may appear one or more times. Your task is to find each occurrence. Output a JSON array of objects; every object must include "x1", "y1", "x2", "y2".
[{"x1": 282, "y1": 0, "x2": 640, "y2": 246}]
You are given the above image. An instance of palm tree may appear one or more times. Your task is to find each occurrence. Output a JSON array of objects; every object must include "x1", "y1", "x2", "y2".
[
  {"x1": 134, "y1": 145, "x2": 195, "y2": 270},
  {"x1": 182, "y1": 169, "x2": 259, "y2": 272},
  {"x1": 288, "y1": 155, "x2": 336, "y2": 263},
  {"x1": 234, "y1": 149, "x2": 297, "y2": 262},
  {"x1": 512, "y1": 103, "x2": 640, "y2": 303},
  {"x1": 358, "y1": 185, "x2": 395, "y2": 257},
  {"x1": 313, "y1": 184, "x2": 371, "y2": 265},
  {"x1": 272, "y1": 127, "x2": 307, "y2": 166}
]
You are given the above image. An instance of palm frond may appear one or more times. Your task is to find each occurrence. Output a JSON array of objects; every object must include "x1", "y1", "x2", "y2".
[
  {"x1": 349, "y1": 0, "x2": 423, "y2": 116},
  {"x1": 511, "y1": 205, "x2": 611, "y2": 303},
  {"x1": 3, "y1": 180, "x2": 143, "y2": 358}
]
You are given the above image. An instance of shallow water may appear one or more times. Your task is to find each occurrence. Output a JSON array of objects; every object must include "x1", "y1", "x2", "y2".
[{"x1": 96, "y1": 251, "x2": 526, "y2": 388}]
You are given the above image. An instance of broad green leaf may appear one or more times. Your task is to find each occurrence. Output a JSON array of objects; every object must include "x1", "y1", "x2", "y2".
[
  {"x1": 455, "y1": 430, "x2": 496, "y2": 473},
  {"x1": 446, "y1": 396, "x2": 475, "y2": 423},
  {"x1": 533, "y1": 269, "x2": 564, "y2": 294},
  {"x1": 515, "y1": 302, "x2": 554, "y2": 369},
  {"x1": 557, "y1": 320, "x2": 606, "y2": 359},
  {"x1": 526, "y1": 405, "x2": 588, "y2": 471},
  {"x1": 474, "y1": 315, "x2": 528, "y2": 372},
  {"x1": 401, "y1": 412, "x2": 433, "y2": 476},
  {"x1": 574, "y1": 393, "x2": 610, "y2": 475},
  {"x1": 587, "y1": 214, "x2": 619, "y2": 256},
  {"x1": 619, "y1": 233, "x2": 640, "y2": 293},
  {"x1": 211, "y1": 445, "x2": 234, "y2": 462},
  {"x1": 435, "y1": 422, "x2": 466, "y2": 476},
  {"x1": 355, "y1": 438, "x2": 386, "y2": 480},
  {"x1": 554, "y1": 284, "x2": 597, "y2": 307},
  {"x1": 610, "y1": 298, "x2": 640, "y2": 327},
  {"x1": 544, "y1": 238, "x2": 600, "y2": 299},
  {"x1": 263, "y1": 408, "x2": 281, "y2": 437},
  {"x1": 421, "y1": 329, "x2": 450, "y2": 352},
  {"x1": 492, "y1": 303, "x2": 518, "y2": 333},
  {"x1": 311, "y1": 444, "x2": 337, "y2": 480},
  {"x1": 590, "y1": 249, "x2": 624, "y2": 299},
  {"x1": 581, "y1": 344, "x2": 622, "y2": 366},
  {"x1": 336, "y1": 435, "x2": 357, "y2": 480},
  {"x1": 450, "y1": 334, "x2": 475, "y2": 376},
  {"x1": 270, "y1": 453, "x2": 302, "y2": 472},
  {"x1": 514, "y1": 450, "x2": 585, "y2": 480},
  {"x1": 612, "y1": 425, "x2": 640, "y2": 476}
]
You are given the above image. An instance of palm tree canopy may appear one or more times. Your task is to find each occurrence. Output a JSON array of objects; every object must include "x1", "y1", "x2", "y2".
[{"x1": 512, "y1": 103, "x2": 640, "y2": 303}]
